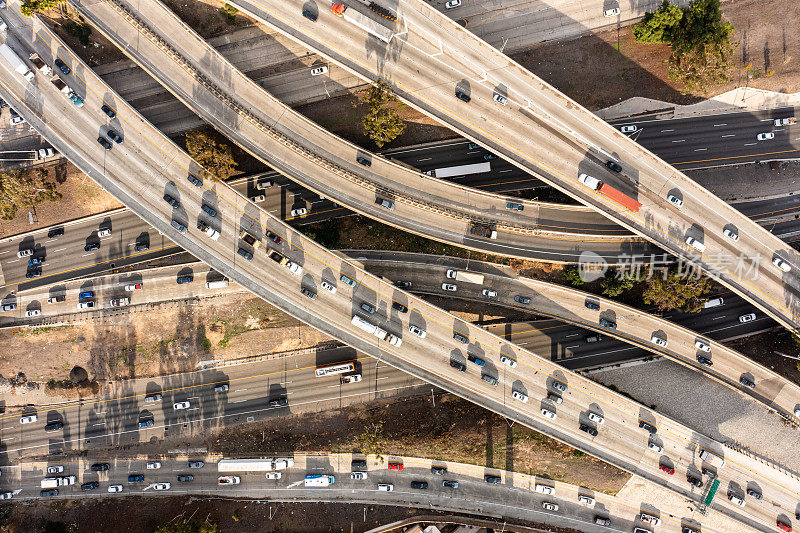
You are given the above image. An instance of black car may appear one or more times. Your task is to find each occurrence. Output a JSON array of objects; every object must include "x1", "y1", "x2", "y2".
[
  {"x1": 431, "y1": 466, "x2": 447, "y2": 475},
  {"x1": 265, "y1": 230, "x2": 281, "y2": 244},
  {"x1": 128, "y1": 474, "x2": 144, "y2": 483},
  {"x1": 739, "y1": 376, "x2": 756, "y2": 388},
  {"x1": 84, "y1": 242, "x2": 100, "y2": 252},
  {"x1": 47, "y1": 227, "x2": 64, "y2": 239},
  {"x1": 97, "y1": 136, "x2": 112, "y2": 150},
  {"x1": 352, "y1": 459, "x2": 367, "y2": 470},
  {"x1": 639, "y1": 420, "x2": 657, "y2": 433},
  {"x1": 449, "y1": 359, "x2": 467, "y2": 372},
  {"x1": 177, "y1": 475, "x2": 194, "y2": 483},
  {"x1": 301, "y1": 8, "x2": 317, "y2": 21},
  {"x1": 301, "y1": 287, "x2": 317, "y2": 300},
  {"x1": 453, "y1": 332, "x2": 469, "y2": 344},
  {"x1": 605, "y1": 160, "x2": 623, "y2": 173},
  {"x1": 410, "y1": 481, "x2": 428, "y2": 490},
  {"x1": 746, "y1": 488, "x2": 762, "y2": 500},
  {"x1": 237, "y1": 248, "x2": 253, "y2": 261},
  {"x1": 268, "y1": 397, "x2": 288, "y2": 408},
  {"x1": 54, "y1": 58, "x2": 70, "y2": 75},
  {"x1": 91, "y1": 463, "x2": 110, "y2": 472},
  {"x1": 599, "y1": 317, "x2": 617, "y2": 329},
  {"x1": 395, "y1": 281, "x2": 411, "y2": 288},
  {"x1": 687, "y1": 475, "x2": 703, "y2": 487},
  {"x1": 187, "y1": 174, "x2": 202, "y2": 187},
  {"x1": 163, "y1": 194, "x2": 180, "y2": 208},
  {"x1": 201, "y1": 204, "x2": 217, "y2": 217},
  {"x1": 177, "y1": 275, "x2": 193, "y2": 284},
  {"x1": 40, "y1": 489, "x2": 58, "y2": 497},
  {"x1": 44, "y1": 421, "x2": 63, "y2": 432},
  {"x1": 356, "y1": 156, "x2": 371, "y2": 167},
  {"x1": 101, "y1": 104, "x2": 116, "y2": 119},
  {"x1": 579, "y1": 424, "x2": 598, "y2": 436},
  {"x1": 514, "y1": 295, "x2": 531, "y2": 305},
  {"x1": 442, "y1": 480, "x2": 459, "y2": 488},
  {"x1": 391, "y1": 301, "x2": 408, "y2": 313},
  {"x1": 25, "y1": 268, "x2": 42, "y2": 279},
  {"x1": 134, "y1": 241, "x2": 149, "y2": 252},
  {"x1": 81, "y1": 481, "x2": 99, "y2": 491},
  {"x1": 696, "y1": 355, "x2": 713, "y2": 366},
  {"x1": 484, "y1": 474, "x2": 501, "y2": 484},
  {"x1": 455, "y1": 89, "x2": 470, "y2": 103},
  {"x1": 585, "y1": 300, "x2": 600, "y2": 311},
  {"x1": 106, "y1": 129, "x2": 122, "y2": 144}
]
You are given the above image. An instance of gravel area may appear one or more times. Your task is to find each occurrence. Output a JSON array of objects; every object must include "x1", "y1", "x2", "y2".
[{"x1": 592, "y1": 359, "x2": 800, "y2": 472}]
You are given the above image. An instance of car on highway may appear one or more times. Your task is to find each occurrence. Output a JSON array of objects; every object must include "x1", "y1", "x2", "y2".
[
  {"x1": 377, "y1": 483, "x2": 394, "y2": 491},
  {"x1": 541, "y1": 408, "x2": 556, "y2": 419},
  {"x1": 408, "y1": 325, "x2": 426, "y2": 338},
  {"x1": 355, "y1": 155, "x2": 371, "y2": 166},
  {"x1": 97, "y1": 136, "x2": 112, "y2": 150},
  {"x1": 551, "y1": 380, "x2": 567, "y2": 392},
  {"x1": 505, "y1": 201, "x2": 523, "y2": 210},
  {"x1": 265, "y1": 472, "x2": 282, "y2": 480},
  {"x1": 214, "y1": 384, "x2": 229, "y2": 393},
  {"x1": 739, "y1": 313, "x2": 756, "y2": 323},
  {"x1": 410, "y1": 481, "x2": 428, "y2": 489},
  {"x1": 1, "y1": 303, "x2": 16, "y2": 312},
  {"x1": 511, "y1": 390, "x2": 528, "y2": 403},
  {"x1": 268, "y1": 397, "x2": 288, "y2": 408},
  {"x1": 321, "y1": 280, "x2": 336, "y2": 293},
  {"x1": 153, "y1": 483, "x2": 170, "y2": 491},
  {"x1": 640, "y1": 513, "x2": 661, "y2": 526},
  {"x1": 290, "y1": 207, "x2": 308, "y2": 217},
  {"x1": 138, "y1": 417, "x2": 153, "y2": 429},
  {"x1": 639, "y1": 420, "x2": 657, "y2": 433},
  {"x1": 450, "y1": 360, "x2": 467, "y2": 372},
  {"x1": 387, "y1": 462, "x2": 403, "y2": 471},
  {"x1": 375, "y1": 197, "x2": 394, "y2": 210},
  {"x1": 777, "y1": 519, "x2": 792, "y2": 532},
  {"x1": 25, "y1": 309, "x2": 41, "y2": 318},
  {"x1": 188, "y1": 461, "x2": 205, "y2": 469},
  {"x1": 187, "y1": 175, "x2": 202, "y2": 187},
  {"x1": 431, "y1": 466, "x2": 447, "y2": 475},
  {"x1": 696, "y1": 355, "x2": 713, "y2": 366},
  {"x1": 442, "y1": 480, "x2": 458, "y2": 488},
  {"x1": 535, "y1": 483, "x2": 555, "y2": 495},
  {"x1": 81, "y1": 481, "x2": 99, "y2": 491},
  {"x1": 47, "y1": 466, "x2": 64, "y2": 474},
  {"x1": 264, "y1": 230, "x2": 281, "y2": 244},
  {"x1": 723, "y1": 227, "x2": 739, "y2": 241},
  {"x1": 594, "y1": 516, "x2": 611, "y2": 526},
  {"x1": 499, "y1": 355, "x2": 517, "y2": 368},
  {"x1": 467, "y1": 354, "x2": 485, "y2": 367},
  {"x1": 445, "y1": 0, "x2": 460, "y2": 8},
  {"x1": 237, "y1": 248, "x2": 254, "y2": 261},
  {"x1": 173, "y1": 401, "x2": 190, "y2": 410},
  {"x1": 360, "y1": 302, "x2": 375, "y2": 314},
  {"x1": 493, "y1": 93, "x2": 508, "y2": 105},
  {"x1": 177, "y1": 475, "x2": 194, "y2": 483},
  {"x1": 442, "y1": 283, "x2": 457, "y2": 291},
  {"x1": 54, "y1": 58, "x2": 70, "y2": 74},
  {"x1": 739, "y1": 376, "x2": 756, "y2": 388},
  {"x1": 26, "y1": 268, "x2": 41, "y2": 279},
  {"x1": 391, "y1": 301, "x2": 408, "y2": 313},
  {"x1": 28, "y1": 256, "x2": 44, "y2": 266},
  {"x1": 774, "y1": 117, "x2": 797, "y2": 126},
  {"x1": 91, "y1": 463, "x2": 110, "y2": 472},
  {"x1": 340, "y1": 374, "x2": 362, "y2": 384},
  {"x1": 603, "y1": 6, "x2": 620, "y2": 16},
  {"x1": 455, "y1": 89, "x2": 470, "y2": 103},
  {"x1": 17, "y1": 248, "x2": 33, "y2": 258},
  {"x1": 310, "y1": 65, "x2": 327, "y2": 76},
  {"x1": 106, "y1": 129, "x2": 122, "y2": 144},
  {"x1": 542, "y1": 502, "x2": 558, "y2": 511},
  {"x1": 108, "y1": 485, "x2": 123, "y2": 493},
  {"x1": 605, "y1": 160, "x2": 623, "y2": 173},
  {"x1": 146, "y1": 462, "x2": 162, "y2": 470},
  {"x1": 727, "y1": 492, "x2": 745, "y2": 506},
  {"x1": 547, "y1": 392, "x2": 563, "y2": 404},
  {"x1": 171, "y1": 220, "x2": 187, "y2": 234},
  {"x1": 77, "y1": 301, "x2": 95, "y2": 309},
  {"x1": 201, "y1": 204, "x2": 217, "y2": 217},
  {"x1": 694, "y1": 339, "x2": 711, "y2": 352},
  {"x1": 101, "y1": 104, "x2": 116, "y2": 118},
  {"x1": 579, "y1": 424, "x2": 598, "y2": 436},
  {"x1": 134, "y1": 241, "x2": 149, "y2": 252},
  {"x1": 177, "y1": 275, "x2": 193, "y2": 284},
  {"x1": 0, "y1": 493, "x2": 11, "y2": 501},
  {"x1": 84, "y1": 242, "x2": 101, "y2": 252},
  {"x1": 249, "y1": 193, "x2": 265, "y2": 203},
  {"x1": 578, "y1": 173, "x2": 601, "y2": 189},
  {"x1": 482, "y1": 289, "x2": 497, "y2": 298},
  {"x1": 128, "y1": 474, "x2": 144, "y2": 482},
  {"x1": 484, "y1": 474, "x2": 501, "y2": 484},
  {"x1": 773, "y1": 256, "x2": 792, "y2": 272},
  {"x1": 47, "y1": 227, "x2": 64, "y2": 238},
  {"x1": 144, "y1": 393, "x2": 162, "y2": 403},
  {"x1": 599, "y1": 317, "x2": 616, "y2": 329},
  {"x1": 648, "y1": 441, "x2": 663, "y2": 453},
  {"x1": 44, "y1": 421, "x2": 63, "y2": 432},
  {"x1": 746, "y1": 488, "x2": 762, "y2": 500},
  {"x1": 577, "y1": 494, "x2": 595, "y2": 505},
  {"x1": 667, "y1": 194, "x2": 683, "y2": 207},
  {"x1": 78, "y1": 291, "x2": 94, "y2": 299},
  {"x1": 659, "y1": 464, "x2": 675, "y2": 475},
  {"x1": 339, "y1": 274, "x2": 357, "y2": 287},
  {"x1": 584, "y1": 299, "x2": 600, "y2": 311},
  {"x1": 41, "y1": 489, "x2": 58, "y2": 497},
  {"x1": 125, "y1": 283, "x2": 143, "y2": 291},
  {"x1": 163, "y1": 194, "x2": 180, "y2": 208},
  {"x1": 514, "y1": 295, "x2": 531, "y2": 305},
  {"x1": 97, "y1": 227, "x2": 111, "y2": 238},
  {"x1": 651, "y1": 335, "x2": 667, "y2": 347},
  {"x1": 686, "y1": 474, "x2": 702, "y2": 487},
  {"x1": 588, "y1": 412, "x2": 604, "y2": 424},
  {"x1": 218, "y1": 476, "x2": 240, "y2": 485},
  {"x1": 757, "y1": 132, "x2": 775, "y2": 140},
  {"x1": 350, "y1": 472, "x2": 367, "y2": 480},
  {"x1": 19, "y1": 414, "x2": 38, "y2": 424},
  {"x1": 110, "y1": 298, "x2": 129, "y2": 307}
]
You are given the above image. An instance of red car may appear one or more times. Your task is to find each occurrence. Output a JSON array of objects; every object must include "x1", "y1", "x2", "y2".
[
  {"x1": 387, "y1": 462, "x2": 403, "y2": 471},
  {"x1": 778, "y1": 520, "x2": 792, "y2": 532},
  {"x1": 659, "y1": 464, "x2": 675, "y2": 475}
]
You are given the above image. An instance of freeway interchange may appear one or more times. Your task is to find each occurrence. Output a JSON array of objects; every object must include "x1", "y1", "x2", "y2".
[{"x1": 0, "y1": 0, "x2": 800, "y2": 531}]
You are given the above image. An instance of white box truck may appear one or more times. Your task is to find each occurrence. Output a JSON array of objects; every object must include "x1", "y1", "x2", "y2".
[
  {"x1": 304, "y1": 474, "x2": 334, "y2": 487},
  {"x1": 205, "y1": 279, "x2": 229, "y2": 289},
  {"x1": 0, "y1": 44, "x2": 34, "y2": 81},
  {"x1": 699, "y1": 449, "x2": 725, "y2": 468},
  {"x1": 41, "y1": 475, "x2": 76, "y2": 488},
  {"x1": 446, "y1": 270, "x2": 485, "y2": 284},
  {"x1": 352, "y1": 314, "x2": 377, "y2": 334}
]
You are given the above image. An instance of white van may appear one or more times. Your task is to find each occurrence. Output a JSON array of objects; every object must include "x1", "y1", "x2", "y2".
[
  {"x1": 685, "y1": 236, "x2": 706, "y2": 253},
  {"x1": 206, "y1": 279, "x2": 229, "y2": 289},
  {"x1": 578, "y1": 173, "x2": 601, "y2": 190}
]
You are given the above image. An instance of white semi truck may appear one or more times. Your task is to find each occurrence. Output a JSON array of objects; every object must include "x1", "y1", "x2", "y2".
[
  {"x1": 0, "y1": 44, "x2": 34, "y2": 81},
  {"x1": 351, "y1": 315, "x2": 402, "y2": 346},
  {"x1": 331, "y1": 3, "x2": 393, "y2": 43},
  {"x1": 304, "y1": 474, "x2": 335, "y2": 487},
  {"x1": 217, "y1": 458, "x2": 294, "y2": 472},
  {"x1": 426, "y1": 162, "x2": 491, "y2": 179},
  {"x1": 41, "y1": 475, "x2": 76, "y2": 488}
]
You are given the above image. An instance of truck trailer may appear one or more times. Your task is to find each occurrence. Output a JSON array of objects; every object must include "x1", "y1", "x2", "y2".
[
  {"x1": 426, "y1": 162, "x2": 491, "y2": 179},
  {"x1": 41, "y1": 475, "x2": 76, "y2": 488},
  {"x1": 331, "y1": 3, "x2": 393, "y2": 43},
  {"x1": 446, "y1": 270, "x2": 485, "y2": 285},
  {"x1": 596, "y1": 183, "x2": 641, "y2": 213},
  {"x1": 0, "y1": 44, "x2": 34, "y2": 81},
  {"x1": 217, "y1": 458, "x2": 294, "y2": 472},
  {"x1": 304, "y1": 474, "x2": 335, "y2": 487}
]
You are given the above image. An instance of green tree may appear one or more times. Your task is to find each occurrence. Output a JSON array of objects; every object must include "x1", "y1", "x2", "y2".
[
  {"x1": 20, "y1": 0, "x2": 59, "y2": 16},
  {"x1": 632, "y1": 0, "x2": 683, "y2": 43},
  {"x1": 599, "y1": 268, "x2": 637, "y2": 297},
  {"x1": 353, "y1": 421, "x2": 388, "y2": 461},
  {"x1": 185, "y1": 129, "x2": 237, "y2": 182},
  {"x1": 357, "y1": 79, "x2": 406, "y2": 148},
  {"x1": 563, "y1": 265, "x2": 584, "y2": 287},
  {"x1": 0, "y1": 169, "x2": 61, "y2": 221},
  {"x1": 642, "y1": 268, "x2": 713, "y2": 312}
]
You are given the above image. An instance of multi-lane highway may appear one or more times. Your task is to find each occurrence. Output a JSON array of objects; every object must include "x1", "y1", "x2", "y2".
[
  {"x1": 239, "y1": 0, "x2": 800, "y2": 335},
  {"x1": 2, "y1": 12, "x2": 798, "y2": 531}
]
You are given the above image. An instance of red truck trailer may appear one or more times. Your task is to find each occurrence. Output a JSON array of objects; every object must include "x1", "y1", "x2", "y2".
[{"x1": 597, "y1": 183, "x2": 642, "y2": 213}]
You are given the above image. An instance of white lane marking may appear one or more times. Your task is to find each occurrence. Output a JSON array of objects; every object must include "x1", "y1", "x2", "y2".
[
  {"x1": 564, "y1": 333, "x2": 579, "y2": 338},
  {"x1": 694, "y1": 148, "x2": 707, "y2": 152},
  {"x1": 565, "y1": 345, "x2": 579, "y2": 349},
  {"x1": 671, "y1": 139, "x2": 685, "y2": 143},
  {"x1": 328, "y1": 384, "x2": 340, "y2": 388},
  {"x1": 660, "y1": 129, "x2": 674, "y2": 132},
  {"x1": 712, "y1": 316, "x2": 727, "y2": 320},
  {"x1": 743, "y1": 143, "x2": 757, "y2": 146},
  {"x1": 499, "y1": 169, "x2": 513, "y2": 173},
  {"x1": 52, "y1": 248, "x2": 66, "y2": 253},
  {"x1": 416, "y1": 157, "x2": 432, "y2": 162},
  {"x1": 713, "y1": 123, "x2": 727, "y2": 127},
  {"x1": 721, "y1": 134, "x2": 735, "y2": 138},
  {"x1": 377, "y1": 376, "x2": 389, "y2": 381},
  {"x1": 231, "y1": 399, "x2": 247, "y2": 404},
  {"x1": 3, "y1": 427, "x2": 14, "y2": 431}
]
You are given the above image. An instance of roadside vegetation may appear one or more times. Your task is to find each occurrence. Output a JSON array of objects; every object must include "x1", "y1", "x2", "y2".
[
  {"x1": 355, "y1": 79, "x2": 406, "y2": 148},
  {"x1": 0, "y1": 168, "x2": 62, "y2": 221},
  {"x1": 633, "y1": 0, "x2": 737, "y2": 94},
  {"x1": 20, "y1": 0, "x2": 58, "y2": 16},
  {"x1": 185, "y1": 129, "x2": 237, "y2": 182}
]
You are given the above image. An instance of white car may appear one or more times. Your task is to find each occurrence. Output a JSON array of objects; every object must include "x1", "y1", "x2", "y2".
[
  {"x1": 704, "y1": 297, "x2": 724, "y2": 308},
  {"x1": 108, "y1": 485, "x2": 123, "y2": 493},
  {"x1": 341, "y1": 374, "x2": 362, "y2": 384},
  {"x1": 265, "y1": 472, "x2": 282, "y2": 480},
  {"x1": 146, "y1": 461, "x2": 162, "y2": 469},
  {"x1": 640, "y1": 513, "x2": 661, "y2": 526},
  {"x1": 482, "y1": 289, "x2": 497, "y2": 298},
  {"x1": 542, "y1": 502, "x2": 559, "y2": 511},
  {"x1": 577, "y1": 494, "x2": 595, "y2": 505},
  {"x1": 25, "y1": 309, "x2": 40, "y2": 317},
  {"x1": 774, "y1": 117, "x2": 796, "y2": 126},
  {"x1": 685, "y1": 236, "x2": 705, "y2": 253},
  {"x1": 534, "y1": 483, "x2": 555, "y2": 495},
  {"x1": 442, "y1": 283, "x2": 457, "y2": 291},
  {"x1": 492, "y1": 93, "x2": 508, "y2": 105},
  {"x1": 77, "y1": 301, "x2": 95, "y2": 309},
  {"x1": 17, "y1": 248, "x2": 33, "y2": 258},
  {"x1": 651, "y1": 335, "x2": 667, "y2": 347},
  {"x1": 153, "y1": 482, "x2": 170, "y2": 491},
  {"x1": 10, "y1": 115, "x2": 25, "y2": 125},
  {"x1": 377, "y1": 483, "x2": 394, "y2": 491},
  {"x1": 588, "y1": 412, "x2": 605, "y2": 424},
  {"x1": 408, "y1": 325, "x2": 426, "y2": 338},
  {"x1": 667, "y1": 194, "x2": 683, "y2": 207},
  {"x1": 97, "y1": 228, "x2": 111, "y2": 237},
  {"x1": 0, "y1": 493, "x2": 11, "y2": 500},
  {"x1": 511, "y1": 390, "x2": 528, "y2": 403},
  {"x1": 286, "y1": 261, "x2": 303, "y2": 276},
  {"x1": 124, "y1": 283, "x2": 143, "y2": 291},
  {"x1": 648, "y1": 441, "x2": 663, "y2": 453},
  {"x1": 350, "y1": 472, "x2": 367, "y2": 480},
  {"x1": 728, "y1": 493, "x2": 745, "y2": 506},
  {"x1": 739, "y1": 313, "x2": 756, "y2": 323},
  {"x1": 46, "y1": 465, "x2": 64, "y2": 474},
  {"x1": 773, "y1": 256, "x2": 792, "y2": 272},
  {"x1": 321, "y1": 280, "x2": 336, "y2": 293},
  {"x1": 218, "y1": 476, "x2": 241, "y2": 485},
  {"x1": 499, "y1": 355, "x2": 517, "y2": 368},
  {"x1": 38, "y1": 147, "x2": 55, "y2": 159},
  {"x1": 290, "y1": 207, "x2": 308, "y2": 217},
  {"x1": 19, "y1": 414, "x2": 38, "y2": 424},
  {"x1": 620, "y1": 125, "x2": 638, "y2": 133},
  {"x1": 756, "y1": 132, "x2": 774, "y2": 141},
  {"x1": 603, "y1": 7, "x2": 620, "y2": 16},
  {"x1": 694, "y1": 340, "x2": 711, "y2": 352},
  {"x1": 541, "y1": 408, "x2": 556, "y2": 419},
  {"x1": 445, "y1": 0, "x2": 461, "y2": 8},
  {"x1": 723, "y1": 228, "x2": 739, "y2": 241},
  {"x1": 578, "y1": 173, "x2": 601, "y2": 190},
  {"x1": 310, "y1": 66, "x2": 328, "y2": 76},
  {"x1": 173, "y1": 401, "x2": 190, "y2": 410}
]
